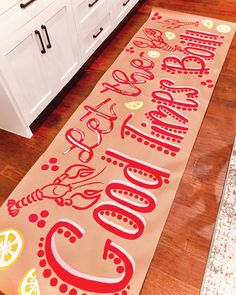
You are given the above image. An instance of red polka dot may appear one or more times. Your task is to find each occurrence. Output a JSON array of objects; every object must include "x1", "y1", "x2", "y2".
[
  {"x1": 29, "y1": 214, "x2": 38, "y2": 223},
  {"x1": 43, "y1": 269, "x2": 52, "y2": 278},
  {"x1": 38, "y1": 242, "x2": 43, "y2": 248},
  {"x1": 64, "y1": 231, "x2": 71, "y2": 238},
  {"x1": 41, "y1": 164, "x2": 49, "y2": 170},
  {"x1": 39, "y1": 259, "x2": 46, "y2": 267},
  {"x1": 116, "y1": 266, "x2": 124, "y2": 273},
  {"x1": 59, "y1": 284, "x2": 68, "y2": 293},
  {"x1": 108, "y1": 253, "x2": 114, "y2": 259},
  {"x1": 122, "y1": 291, "x2": 127, "y2": 295},
  {"x1": 37, "y1": 220, "x2": 46, "y2": 228},
  {"x1": 51, "y1": 165, "x2": 59, "y2": 171},
  {"x1": 40, "y1": 210, "x2": 49, "y2": 218},
  {"x1": 57, "y1": 228, "x2": 63, "y2": 234},
  {"x1": 114, "y1": 258, "x2": 121, "y2": 264},
  {"x1": 37, "y1": 250, "x2": 44, "y2": 258},
  {"x1": 50, "y1": 278, "x2": 58, "y2": 287},
  {"x1": 69, "y1": 289, "x2": 78, "y2": 295},
  {"x1": 49, "y1": 157, "x2": 57, "y2": 164},
  {"x1": 69, "y1": 236, "x2": 76, "y2": 243}
]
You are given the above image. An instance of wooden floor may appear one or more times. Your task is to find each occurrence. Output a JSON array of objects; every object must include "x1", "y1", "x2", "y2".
[{"x1": 0, "y1": 0, "x2": 235, "y2": 294}]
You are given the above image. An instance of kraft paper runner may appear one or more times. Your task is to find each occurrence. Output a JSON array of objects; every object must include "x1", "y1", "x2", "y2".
[{"x1": 0, "y1": 7, "x2": 235, "y2": 295}]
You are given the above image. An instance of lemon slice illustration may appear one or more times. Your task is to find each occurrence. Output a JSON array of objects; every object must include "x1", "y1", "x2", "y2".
[
  {"x1": 216, "y1": 24, "x2": 231, "y2": 33},
  {"x1": 202, "y1": 19, "x2": 214, "y2": 29},
  {"x1": 19, "y1": 268, "x2": 41, "y2": 295},
  {"x1": 148, "y1": 50, "x2": 160, "y2": 58},
  {"x1": 165, "y1": 31, "x2": 176, "y2": 40},
  {"x1": 125, "y1": 101, "x2": 144, "y2": 110},
  {"x1": 0, "y1": 228, "x2": 24, "y2": 270}
]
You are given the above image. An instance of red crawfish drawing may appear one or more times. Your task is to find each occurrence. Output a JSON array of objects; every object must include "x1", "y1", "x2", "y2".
[
  {"x1": 133, "y1": 28, "x2": 183, "y2": 52},
  {"x1": 158, "y1": 19, "x2": 199, "y2": 29},
  {"x1": 7, "y1": 164, "x2": 106, "y2": 217}
]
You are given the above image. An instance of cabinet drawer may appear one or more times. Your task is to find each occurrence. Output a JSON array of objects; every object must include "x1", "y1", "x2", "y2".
[
  {"x1": 0, "y1": 0, "x2": 39, "y2": 39},
  {"x1": 73, "y1": 0, "x2": 107, "y2": 25},
  {"x1": 80, "y1": 12, "x2": 112, "y2": 60},
  {"x1": 0, "y1": 0, "x2": 21, "y2": 16},
  {"x1": 113, "y1": 0, "x2": 139, "y2": 25}
]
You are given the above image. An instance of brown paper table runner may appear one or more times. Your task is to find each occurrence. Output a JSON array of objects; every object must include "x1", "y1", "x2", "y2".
[{"x1": 0, "y1": 8, "x2": 235, "y2": 295}]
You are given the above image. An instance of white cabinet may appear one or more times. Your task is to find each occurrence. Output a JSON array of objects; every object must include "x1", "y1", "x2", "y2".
[
  {"x1": 0, "y1": 18, "x2": 52, "y2": 126},
  {"x1": 37, "y1": 0, "x2": 79, "y2": 88},
  {"x1": 0, "y1": 0, "x2": 140, "y2": 137},
  {"x1": 112, "y1": 0, "x2": 139, "y2": 26},
  {"x1": 72, "y1": 0, "x2": 112, "y2": 63},
  {"x1": 0, "y1": 0, "x2": 80, "y2": 136}
]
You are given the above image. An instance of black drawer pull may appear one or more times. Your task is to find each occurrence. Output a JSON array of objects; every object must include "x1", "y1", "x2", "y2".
[
  {"x1": 35, "y1": 30, "x2": 46, "y2": 54},
  {"x1": 123, "y1": 0, "x2": 130, "y2": 6},
  {"x1": 88, "y1": 0, "x2": 99, "y2": 7},
  {"x1": 41, "y1": 25, "x2": 52, "y2": 49},
  {"x1": 93, "y1": 27, "x2": 104, "y2": 39},
  {"x1": 20, "y1": 0, "x2": 36, "y2": 9}
]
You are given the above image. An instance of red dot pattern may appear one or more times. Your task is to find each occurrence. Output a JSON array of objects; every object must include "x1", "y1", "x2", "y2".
[
  {"x1": 41, "y1": 157, "x2": 59, "y2": 171},
  {"x1": 29, "y1": 210, "x2": 49, "y2": 228}
]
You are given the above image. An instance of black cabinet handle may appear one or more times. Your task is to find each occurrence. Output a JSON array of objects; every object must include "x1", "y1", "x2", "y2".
[
  {"x1": 41, "y1": 25, "x2": 52, "y2": 49},
  {"x1": 123, "y1": 0, "x2": 130, "y2": 6},
  {"x1": 93, "y1": 27, "x2": 103, "y2": 39},
  {"x1": 88, "y1": 0, "x2": 99, "y2": 7},
  {"x1": 35, "y1": 30, "x2": 46, "y2": 54},
  {"x1": 20, "y1": 0, "x2": 36, "y2": 9}
]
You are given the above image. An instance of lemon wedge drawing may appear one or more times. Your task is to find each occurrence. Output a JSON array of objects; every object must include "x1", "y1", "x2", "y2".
[
  {"x1": 216, "y1": 24, "x2": 231, "y2": 33},
  {"x1": 19, "y1": 268, "x2": 41, "y2": 295},
  {"x1": 148, "y1": 50, "x2": 160, "y2": 58},
  {"x1": 202, "y1": 19, "x2": 214, "y2": 29},
  {"x1": 124, "y1": 101, "x2": 144, "y2": 110},
  {"x1": 165, "y1": 31, "x2": 176, "y2": 40},
  {"x1": 0, "y1": 228, "x2": 24, "y2": 270}
]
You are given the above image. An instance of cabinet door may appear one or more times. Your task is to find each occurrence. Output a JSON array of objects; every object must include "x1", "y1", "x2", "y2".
[
  {"x1": 0, "y1": 18, "x2": 52, "y2": 124},
  {"x1": 37, "y1": 0, "x2": 80, "y2": 90}
]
